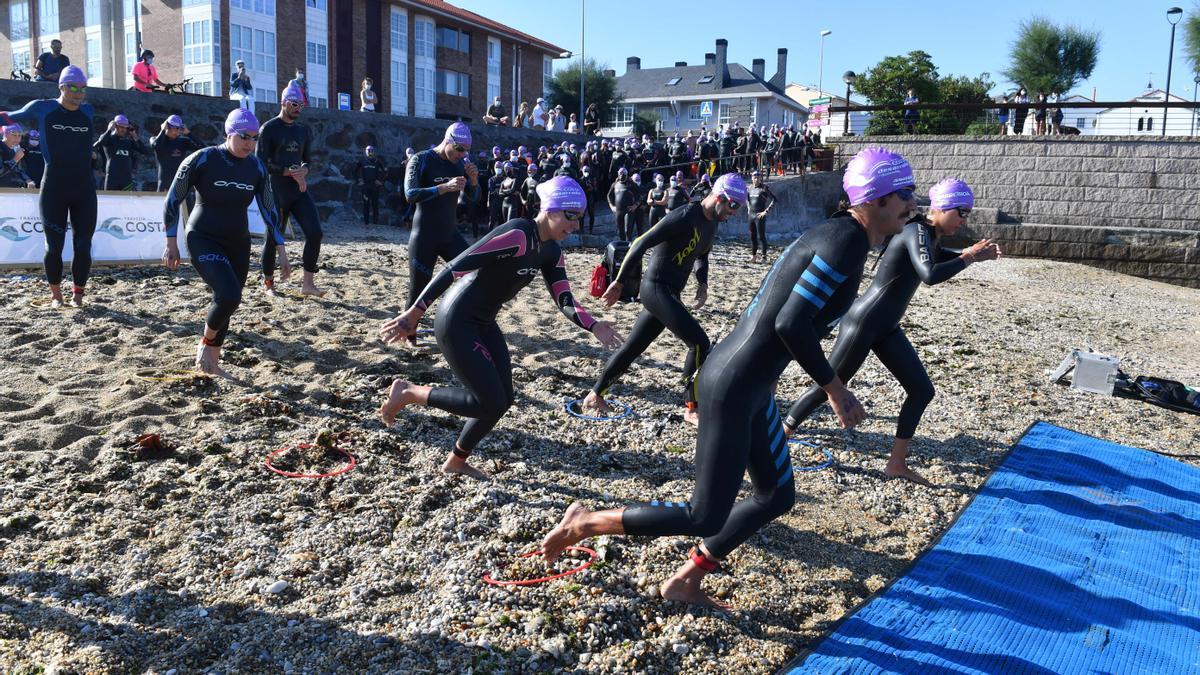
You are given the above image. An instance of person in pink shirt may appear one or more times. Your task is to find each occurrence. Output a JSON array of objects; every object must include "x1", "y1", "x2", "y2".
[{"x1": 131, "y1": 50, "x2": 166, "y2": 93}]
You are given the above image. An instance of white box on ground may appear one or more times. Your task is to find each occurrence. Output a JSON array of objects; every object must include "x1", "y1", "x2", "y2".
[{"x1": 1073, "y1": 352, "x2": 1121, "y2": 396}]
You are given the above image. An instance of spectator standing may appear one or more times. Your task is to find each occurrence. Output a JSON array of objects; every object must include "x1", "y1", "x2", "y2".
[
  {"x1": 1049, "y1": 91, "x2": 1063, "y2": 134},
  {"x1": 1033, "y1": 92, "x2": 1047, "y2": 135},
  {"x1": 567, "y1": 112, "x2": 580, "y2": 134},
  {"x1": 1012, "y1": 88, "x2": 1030, "y2": 135},
  {"x1": 546, "y1": 107, "x2": 560, "y2": 132},
  {"x1": 902, "y1": 89, "x2": 919, "y2": 134},
  {"x1": 288, "y1": 69, "x2": 310, "y2": 106},
  {"x1": 531, "y1": 98, "x2": 547, "y2": 130},
  {"x1": 230, "y1": 60, "x2": 254, "y2": 109},
  {"x1": 34, "y1": 40, "x2": 69, "y2": 83},
  {"x1": 131, "y1": 50, "x2": 166, "y2": 93},
  {"x1": 514, "y1": 101, "x2": 530, "y2": 128},
  {"x1": 360, "y1": 78, "x2": 377, "y2": 112},
  {"x1": 997, "y1": 95, "x2": 1010, "y2": 135},
  {"x1": 484, "y1": 97, "x2": 509, "y2": 125},
  {"x1": 584, "y1": 103, "x2": 600, "y2": 136}
]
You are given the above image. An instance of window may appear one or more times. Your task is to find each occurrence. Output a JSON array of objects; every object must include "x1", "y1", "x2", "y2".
[
  {"x1": 608, "y1": 104, "x2": 634, "y2": 127},
  {"x1": 123, "y1": 0, "x2": 135, "y2": 18},
  {"x1": 84, "y1": 0, "x2": 99, "y2": 25},
  {"x1": 436, "y1": 26, "x2": 470, "y2": 53},
  {"x1": 486, "y1": 37, "x2": 501, "y2": 105},
  {"x1": 698, "y1": 75, "x2": 714, "y2": 84},
  {"x1": 718, "y1": 103, "x2": 731, "y2": 126},
  {"x1": 230, "y1": 24, "x2": 275, "y2": 74},
  {"x1": 12, "y1": 50, "x2": 31, "y2": 73},
  {"x1": 184, "y1": 80, "x2": 214, "y2": 95},
  {"x1": 414, "y1": 19, "x2": 434, "y2": 58},
  {"x1": 1147, "y1": 117, "x2": 1153, "y2": 132},
  {"x1": 1076, "y1": 117, "x2": 1085, "y2": 129},
  {"x1": 38, "y1": 0, "x2": 58, "y2": 35},
  {"x1": 437, "y1": 69, "x2": 469, "y2": 98},
  {"x1": 125, "y1": 31, "x2": 137, "y2": 73},
  {"x1": 183, "y1": 20, "x2": 214, "y2": 65},
  {"x1": 666, "y1": 77, "x2": 681, "y2": 86},
  {"x1": 655, "y1": 106, "x2": 669, "y2": 122},
  {"x1": 688, "y1": 105, "x2": 701, "y2": 121},
  {"x1": 413, "y1": 16, "x2": 435, "y2": 118},
  {"x1": 310, "y1": 96, "x2": 327, "y2": 108},
  {"x1": 543, "y1": 55, "x2": 553, "y2": 100},
  {"x1": 85, "y1": 37, "x2": 101, "y2": 79},
  {"x1": 305, "y1": 0, "x2": 326, "y2": 8},
  {"x1": 390, "y1": 7, "x2": 408, "y2": 116},
  {"x1": 10, "y1": 2, "x2": 29, "y2": 42},
  {"x1": 1137, "y1": 117, "x2": 1144, "y2": 132},
  {"x1": 231, "y1": 0, "x2": 274, "y2": 15},
  {"x1": 306, "y1": 41, "x2": 327, "y2": 66}
]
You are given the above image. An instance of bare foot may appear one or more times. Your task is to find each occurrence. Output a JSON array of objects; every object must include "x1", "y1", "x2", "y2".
[
  {"x1": 69, "y1": 294, "x2": 84, "y2": 308},
  {"x1": 194, "y1": 343, "x2": 230, "y2": 378},
  {"x1": 541, "y1": 501, "x2": 589, "y2": 563},
  {"x1": 301, "y1": 282, "x2": 326, "y2": 298},
  {"x1": 885, "y1": 461, "x2": 933, "y2": 487},
  {"x1": 441, "y1": 454, "x2": 491, "y2": 481},
  {"x1": 684, "y1": 406, "x2": 699, "y2": 426},
  {"x1": 379, "y1": 379, "x2": 418, "y2": 426},
  {"x1": 580, "y1": 391, "x2": 612, "y2": 414},
  {"x1": 264, "y1": 284, "x2": 280, "y2": 299},
  {"x1": 50, "y1": 297, "x2": 64, "y2": 309},
  {"x1": 660, "y1": 575, "x2": 732, "y2": 610}
]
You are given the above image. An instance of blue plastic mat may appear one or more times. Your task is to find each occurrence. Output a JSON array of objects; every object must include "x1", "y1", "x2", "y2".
[{"x1": 784, "y1": 421, "x2": 1200, "y2": 675}]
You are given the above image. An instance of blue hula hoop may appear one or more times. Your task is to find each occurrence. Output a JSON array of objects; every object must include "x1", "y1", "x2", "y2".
[
  {"x1": 564, "y1": 398, "x2": 633, "y2": 421},
  {"x1": 788, "y1": 438, "x2": 835, "y2": 472}
]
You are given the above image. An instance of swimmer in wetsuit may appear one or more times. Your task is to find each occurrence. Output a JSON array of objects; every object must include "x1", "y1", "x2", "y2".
[
  {"x1": 258, "y1": 83, "x2": 325, "y2": 298},
  {"x1": 647, "y1": 173, "x2": 668, "y2": 228},
  {"x1": 379, "y1": 176, "x2": 622, "y2": 480},
  {"x1": 541, "y1": 148, "x2": 918, "y2": 608},
  {"x1": 606, "y1": 167, "x2": 636, "y2": 241},
  {"x1": 583, "y1": 172, "x2": 747, "y2": 425},
  {"x1": 151, "y1": 114, "x2": 200, "y2": 192},
  {"x1": 93, "y1": 114, "x2": 148, "y2": 190},
  {"x1": 162, "y1": 108, "x2": 290, "y2": 377},
  {"x1": 666, "y1": 172, "x2": 689, "y2": 212},
  {"x1": 747, "y1": 170, "x2": 778, "y2": 263},
  {"x1": 403, "y1": 121, "x2": 481, "y2": 313},
  {"x1": 784, "y1": 177, "x2": 1000, "y2": 485},
  {"x1": 1, "y1": 65, "x2": 96, "y2": 308}
]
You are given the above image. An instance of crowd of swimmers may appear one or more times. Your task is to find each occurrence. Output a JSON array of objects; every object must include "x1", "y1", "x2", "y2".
[{"x1": 4, "y1": 67, "x2": 1001, "y2": 608}]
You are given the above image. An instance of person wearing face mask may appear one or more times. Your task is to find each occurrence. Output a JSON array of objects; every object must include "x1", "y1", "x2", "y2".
[
  {"x1": 1012, "y1": 88, "x2": 1030, "y2": 135},
  {"x1": 607, "y1": 167, "x2": 635, "y2": 241},
  {"x1": 487, "y1": 161, "x2": 507, "y2": 229},
  {"x1": 379, "y1": 176, "x2": 622, "y2": 481},
  {"x1": 20, "y1": 129, "x2": 44, "y2": 187},
  {"x1": 403, "y1": 122, "x2": 481, "y2": 316},
  {"x1": 132, "y1": 50, "x2": 166, "y2": 93},
  {"x1": 783, "y1": 178, "x2": 999, "y2": 485},
  {"x1": 579, "y1": 165, "x2": 598, "y2": 233},
  {"x1": 258, "y1": 84, "x2": 325, "y2": 297},
  {"x1": 484, "y1": 97, "x2": 509, "y2": 126},
  {"x1": 288, "y1": 69, "x2": 310, "y2": 107},
  {"x1": 162, "y1": 108, "x2": 289, "y2": 378},
  {"x1": 630, "y1": 172, "x2": 649, "y2": 238},
  {"x1": 666, "y1": 172, "x2": 689, "y2": 212},
  {"x1": 521, "y1": 163, "x2": 541, "y2": 218},
  {"x1": 360, "y1": 78, "x2": 377, "y2": 112},
  {"x1": 355, "y1": 145, "x2": 386, "y2": 225},
  {"x1": 1, "y1": 66, "x2": 97, "y2": 307},
  {"x1": 541, "y1": 151, "x2": 913, "y2": 609},
  {"x1": 93, "y1": 114, "x2": 148, "y2": 190},
  {"x1": 499, "y1": 162, "x2": 522, "y2": 222},
  {"x1": 151, "y1": 115, "x2": 200, "y2": 192},
  {"x1": 230, "y1": 60, "x2": 254, "y2": 110},
  {"x1": 0, "y1": 125, "x2": 36, "y2": 188},
  {"x1": 647, "y1": 173, "x2": 669, "y2": 227}
]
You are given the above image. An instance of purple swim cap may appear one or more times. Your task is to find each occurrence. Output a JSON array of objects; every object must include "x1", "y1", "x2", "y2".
[
  {"x1": 675, "y1": 170, "x2": 684, "y2": 180},
  {"x1": 58, "y1": 65, "x2": 87, "y2": 87},
  {"x1": 751, "y1": 169, "x2": 761, "y2": 177},
  {"x1": 502, "y1": 161, "x2": 513, "y2": 170},
  {"x1": 366, "y1": 145, "x2": 376, "y2": 153},
  {"x1": 928, "y1": 178, "x2": 974, "y2": 211},
  {"x1": 654, "y1": 173, "x2": 664, "y2": 183},
  {"x1": 444, "y1": 122, "x2": 472, "y2": 148},
  {"x1": 536, "y1": 176, "x2": 587, "y2": 212},
  {"x1": 28, "y1": 130, "x2": 40, "y2": 139},
  {"x1": 281, "y1": 84, "x2": 305, "y2": 104},
  {"x1": 224, "y1": 108, "x2": 260, "y2": 136},
  {"x1": 2, "y1": 124, "x2": 22, "y2": 135},
  {"x1": 631, "y1": 173, "x2": 642, "y2": 184},
  {"x1": 700, "y1": 174, "x2": 711, "y2": 184},
  {"x1": 113, "y1": 115, "x2": 130, "y2": 127},
  {"x1": 529, "y1": 163, "x2": 539, "y2": 171},
  {"x1": 712, "y1": 173, "x2": 748, "y2": 203},
  {"x1": 518, "y1": 145, "x2": 527, "y2": 155},
  {"x1": 165, "y1": 114, "x2": 184, "y2": 128},
  {"x1": 492, "y1": 145, "x2": 501, "y2": 155},
  {"x1": 843, "y1": 147, "x2": 914, "y2": 206},
  {"x1": 618, "y1": 167, "x2": 628, "y2": 176}
]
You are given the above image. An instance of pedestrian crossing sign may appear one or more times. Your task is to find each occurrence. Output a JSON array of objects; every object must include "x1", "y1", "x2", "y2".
[{"x1": 700, "y1": 101, "x2": 713, "y2": 118}]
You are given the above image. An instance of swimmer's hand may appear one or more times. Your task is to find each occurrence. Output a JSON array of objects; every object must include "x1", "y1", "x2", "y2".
[
  {"x1": 823, "y1": 378, "x2": 866, "y2": 429},
  {"x1": 692, "y1": 283, "x2": 708, "y2": 310},
  {"x1": 162, "y1": 239, "x2": 181, "y2": 271},
  {"x1": 591, "y1": 321, "x2": 623, "y2": 349},
  {"x1": 380, "y1": 307, "x2": 423, "y2": 344},
  {"x1": 601, "y1": 281, "x2": 623, "y2": 307},
  {"x1": 277, "y1": 246, "x2": 292, "y2": 282},
  {"x1": 963, "y1": 238, "x2": 1001, "y2": 264}
]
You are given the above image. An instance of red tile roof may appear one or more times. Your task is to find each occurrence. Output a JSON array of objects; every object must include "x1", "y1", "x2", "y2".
[{"x1": 403, "y1": 0, "x2": 567, "y2": 55}]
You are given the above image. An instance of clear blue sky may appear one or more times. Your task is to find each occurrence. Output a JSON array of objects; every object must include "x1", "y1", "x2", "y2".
[{"x1": 452, "y1": 0, "x2": 1200, "y2": 101}]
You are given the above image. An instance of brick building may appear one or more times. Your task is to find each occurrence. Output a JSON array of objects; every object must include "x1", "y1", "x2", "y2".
[{"x1": 0, "y1": 0, "x2": 565, "y2": 121}]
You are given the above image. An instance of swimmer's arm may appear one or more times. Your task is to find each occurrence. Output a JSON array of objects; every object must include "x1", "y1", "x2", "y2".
[
  {"x1": 411, "y1": 225, "x2": 525, "y2": 312},
  {"x1": 693, "y1": 252, "x2": 710, "y2": 287},
  {"x1": 614, "y1": 213, "x2": 683, "y2": 284},
  {"x1": 774, "y1": 253, "x2": 854, "y2": 387},
  {"x1": 163, "y1": 149, "x2": 204, "y2": 238},
  {"x1": 542, "y1": 250, "x2": 598, "y2": 331},
  {"x1": 254, "y1": 157, "x2": 286, "y2": 246},
  {"x1": 403, "y1": 153, "x2": 438, "y2": 203},
  {"x1": 255, "y1": 129, "x2": 284, "y2": 175},
  {"x1": 0, "y1": 99, "x2": 44, "y2": 128},
  {"x1": 907, "y1": 226, "x2": 966, "y2": 285}
]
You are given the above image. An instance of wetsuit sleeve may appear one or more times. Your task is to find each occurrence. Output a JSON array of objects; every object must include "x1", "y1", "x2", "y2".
[
  {"x1": 694, "y1": 253, "x2": 710, "y2": 286},
  {"x1": 906, "y1": 227, "x2": 967, "y2": 285},
  {"x1": 163, "y1": 149, "x2": 204, "y2": 238},
  {"x1": 150, "y1": 127, "x2": 164, "y2": 149},
  {"x1": 353, "y1": 160, "x2": 363, "y2": 183},
  {"x1": 301, "y1": 127, "x2": 314, "y2": 169},
  {"x1": 403, "y1": 152, "x2": 438, "y2": 203},
  {"x1": 765, "y1": 187, "x2": 778, "y2": 209},
  {"x1": 541, "y1": 248, "x2": 598, "y2": 331},
  {"x1": 773, "y1": 250, "x2": 857, "y2": 386},
  {"x1": 256, "y1": 125, "x2": 284, "y2": 175},
  {"x1": 411, "y1": 223, "x2": 528, "y2": 312},
  {"x1": 614, "y1": 210, "x2": 690, "y2": 285},
  {"x1": 93, "y1": 128, "x2": 113, "y2": 152},
  {"x1": 255, "y1": 157, "x2": 286, "y2": 246},
  {"x1": 606, "y1": 183, "x2": 616, "y2": 208},
  {"x1": 461, "y1": 159, "x2": 480, "y2": 201},
  {"x1": 0, "y1": 99, "x2": 44, "y2": 128}
]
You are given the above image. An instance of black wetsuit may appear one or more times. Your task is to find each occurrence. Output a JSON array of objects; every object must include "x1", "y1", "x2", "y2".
[
  {"x1": 631, "y1": 182, "x2": 648, "y2": 238},
  {"x1": 151, "y1": 128, "x2": 200, "y2": 191},
  {"x1": 647, "y1": 185, "x2": 668, "y2": 227},
  {"x1": 666, "y1": 185, "x2": 689, "y2": 212},
  {"x1": 607, "y1": 177, "x2": 636, "y2": 241},
  {"x1": 411, "y1": 218, "x2": 597, "y2": 455},
  {"x1": 0, "y1": 144, "x2": 32, "y2": 187},
  {"x1": 403, "y1": 147, "x2": 480, "y2": 308},
  {"x1": 164, "y1": 146, "x2": 283, "y2": 346},
  {"x1": 785, "y1": 217, "x2": 967, "y2": 438},
  {"x1": 2, "y1": 99, "x2": 97, "y2": 287},
  {"x1": 93, "y1": 128, "x2": 147, "y2": 190},
  {"x1": 500, "y1": 175, "x2": 521, "y2": 222},
  {"x1": 591, "y1": 201, "x2": 715, "y2": 406},
  {"x1": 521, "y1": 175, "x2": 539, "y2": 219},
  {"x1": 355, "y1": 155, "x2": 385, "y2": 224},
  {"x1": 579, "y1": 173, "x2": 598, "y2": 232},
  {"x1": 486, "y1": 172, "x2": 505, "y2": 228},
  {"x1": 747, "y1": 182, "x2": 777, "y2": 257},
  {"x1": 20, "y1": 142, "x2": 44, "y2": 186},
  {"x1": 257, "y1": 114, "x2": 322, "y2": 275},
  {"x1": 621, "y1": 215, "x2": 869, "y2": 559}
]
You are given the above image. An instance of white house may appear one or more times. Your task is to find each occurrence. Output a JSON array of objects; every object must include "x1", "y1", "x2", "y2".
[
  {"x1": 1094, "y1": 89, "x2": 1198, "y2": 136},
  {"x1": 785, "y1": 83, "x2": 870, "y2": 137}
]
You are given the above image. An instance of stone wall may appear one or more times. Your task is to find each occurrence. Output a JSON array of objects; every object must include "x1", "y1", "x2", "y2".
[
  {"x1": 0, "y1": 80, "x2": 583, "y2": 219},
  {"x1": 829, "y1": 135, "x2": 1200, "y2": 287}
]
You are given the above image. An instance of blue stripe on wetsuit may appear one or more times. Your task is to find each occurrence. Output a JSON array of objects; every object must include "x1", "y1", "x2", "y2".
[
  {"x1": 792, "y1": 254, "x2": 849, "y2": 310},
  {"x1": 812, "y1": 254, "x2": 847, "y2": 282}
]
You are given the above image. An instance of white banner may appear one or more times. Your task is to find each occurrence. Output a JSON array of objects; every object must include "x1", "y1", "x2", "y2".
[{"x1": 0, "y1": 188, "x2": 269, "y2": 268}]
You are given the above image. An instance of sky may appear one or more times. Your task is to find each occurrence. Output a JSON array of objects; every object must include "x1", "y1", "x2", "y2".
[{"x1": 451, "y1": 0, "x2": 1200, "y2": 102}]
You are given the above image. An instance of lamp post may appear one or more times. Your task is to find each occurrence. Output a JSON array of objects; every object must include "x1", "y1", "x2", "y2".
[
  {"x1": 1164, "y1": 7, "x2": 1183, "y2": 136},
  {"x1": 817, "y1": 30, "x2": 831, "y2": 96},
  {"x1": 579, "y1": 0, "x2": 586, "y2": 135},
  {"x1": 843, "y1": 70, "x2": 856, "y2": 136},
  {"x1": 1193, "y1": 74, "x2": 1200, "y2": 136}
]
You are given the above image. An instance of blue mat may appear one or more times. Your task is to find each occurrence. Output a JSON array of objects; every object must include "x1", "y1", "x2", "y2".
[{"x1": 784, "y1": 421, "x2": 1200, "y2": 675}]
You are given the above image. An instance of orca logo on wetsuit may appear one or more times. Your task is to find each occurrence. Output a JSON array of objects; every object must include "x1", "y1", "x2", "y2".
[
  {"x1": 515, "y1": 267, "x2": 539, "y2": 276},
  {"x1": 213, "y1": 180, "x2": 255, "y2": 191},
  {"x1": 51, "y1": 124, "x2": 90, "y2": 133}
]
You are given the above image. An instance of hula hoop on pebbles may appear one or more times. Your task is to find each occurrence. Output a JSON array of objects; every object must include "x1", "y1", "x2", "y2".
[
  {"x1": 28, "y1": 297, "x2": 82, "y2": 309},
  {"x1": 265, "y1": 443, "x2": 357, "y2": 479},
  {"x1": 482, "y1": 546, "x2": 598, "y2": 587},
  {"x1": 135, "y1": 368, "x2": 213, "y2": 383},
  {"x1": 563, "y1": 398, "x2": 633, "y2": 421},
  {"x1": 788, "y1": 438, "x2": 835, "y2": 472}
]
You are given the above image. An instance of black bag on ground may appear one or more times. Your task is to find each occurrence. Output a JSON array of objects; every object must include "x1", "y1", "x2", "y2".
[
  {"x1": 603, "y1": 241, "x2": 640, "y2": 301},
  {"x1": 1133, "y1": 376, "x2": 1200, "y2": 415}
]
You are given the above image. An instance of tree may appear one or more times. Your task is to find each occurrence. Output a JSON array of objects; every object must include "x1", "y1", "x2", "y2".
[
  {"x1": 546, "y1": 58, "x2": 620, "y2": 129},
  {"x1": 1002, "y1": 17, "x2": 1100, "y2": 95},
  {"x1": 852, "y1": 51, "x2": 992, "y2": 135},
  {"x1": 1184, "y1": 5, "x2": 1200, "y2": 76}
]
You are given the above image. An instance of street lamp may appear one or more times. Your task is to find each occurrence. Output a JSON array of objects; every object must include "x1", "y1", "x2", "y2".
[
  {"x1": 818, "y1": 30, "x2": 832, "y2": 97},
  {"x1": 1164, "y1": 6, "x2": 1183, "y2": 136},
  {"x1": 579, "y1": 0, "x2": 586, "y2": 135},
  {"x1": 843, "y1": 70, "x2": 856, "y2": 136},
  {"x1": 1192, "y1": 74, "x2": 1199, "y2": 136}
]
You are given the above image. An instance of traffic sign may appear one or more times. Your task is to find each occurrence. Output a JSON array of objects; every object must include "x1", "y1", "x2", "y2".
[
  {"x1": 810, "y1": 96, "x2": 832, "y2": 105},
  {"x1": 338, "y1": 93, "x2": 351, "y2": 111},
  {"x1": 699, "y1": 100, "x2": 713, "y2": 117}
]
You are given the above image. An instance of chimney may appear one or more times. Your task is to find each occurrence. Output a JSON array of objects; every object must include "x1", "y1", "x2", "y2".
[
  {"x1": 769, "y1": 48, "x2": 787, "y2": 89},
  {"x1": 604, "y1": 69, "x2": 616, "y2": 78},
  {"x1": 626, "y1": 56, "x2": 640, "y2": 74},
  {"x1": 714, "y1": 39, "x2": 729, "y2": 89},
  {"x1": 704, "y1": 52, "x2": 716, "y2": 66},
  {"x1": 675, "y1": 61, "x2": 688, "y2": 67},
  {"x1": 752, "y1": 58, "x2": 765, "y2": 80}
]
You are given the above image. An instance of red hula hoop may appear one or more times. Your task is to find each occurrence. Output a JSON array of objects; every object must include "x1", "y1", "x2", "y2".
[
  {"x1": 265, "y1": 443, "x2": 358, "y2": 479},
  {"x1": 482, "y1": 546, "x2": 598, "y2": 587}
]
